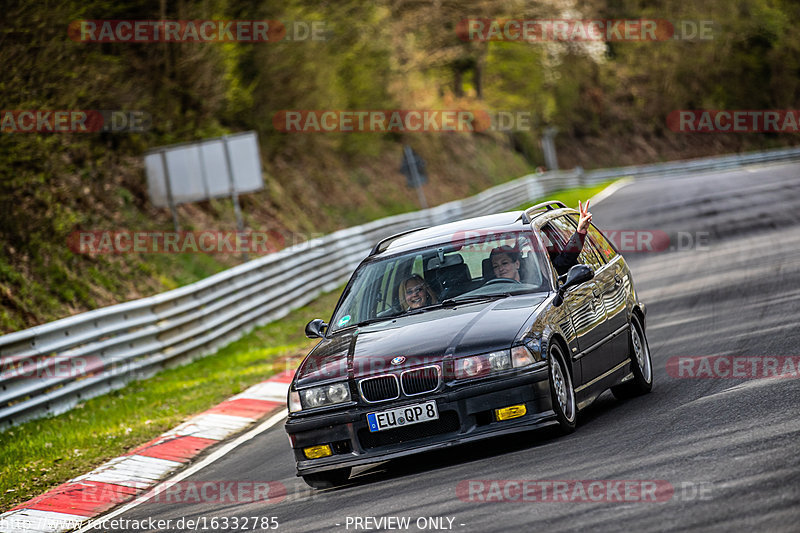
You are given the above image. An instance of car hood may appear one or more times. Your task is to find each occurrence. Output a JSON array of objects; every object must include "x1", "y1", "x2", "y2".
[{"x1": 294, "y1": 294, "x2": 547, "y2": 387}]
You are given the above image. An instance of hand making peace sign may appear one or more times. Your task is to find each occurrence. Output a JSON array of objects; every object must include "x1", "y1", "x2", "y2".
[{"x1": 576, "y1": 199, "x2": 592, "y2": 233}]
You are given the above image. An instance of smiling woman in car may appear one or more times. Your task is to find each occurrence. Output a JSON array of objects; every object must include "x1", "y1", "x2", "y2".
[
  {"x1": 399, "y1": 274, "x2": 438, "y2": 311},
  {"x1": 490, "y1": 245, "x2": 522, "y2": 281}
]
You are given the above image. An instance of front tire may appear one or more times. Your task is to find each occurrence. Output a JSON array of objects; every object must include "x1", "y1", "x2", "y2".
[
  {"x1": 301, "y1": 467, "x2": 352, "y2": 489},
  {"x1": 548, "y1": 341, "x2": 576, "y2": 434},
  {"x1": 611, "y1": 314, "x2": 653, "y2": 400}
]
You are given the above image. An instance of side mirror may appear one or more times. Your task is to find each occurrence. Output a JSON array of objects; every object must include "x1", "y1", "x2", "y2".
[
  {"x1": 553, "y1": 264, "x2": 594, "y2": 307},
  {"x1": 304, "y1": 319, "x2": 328, "y2": 339}
]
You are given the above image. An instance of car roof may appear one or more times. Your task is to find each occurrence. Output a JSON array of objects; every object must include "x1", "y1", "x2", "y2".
[
  {"x1": 374, "y1": 207, "x2": 575, "y2": 256},
  {"x1": 375, "y1": 211, "x2": 522, "y2": 255}
]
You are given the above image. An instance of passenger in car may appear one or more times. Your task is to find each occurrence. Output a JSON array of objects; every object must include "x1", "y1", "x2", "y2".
[
  {"x1": 490, "y1": 246, "x2": 523, "y2": 281},
  {"x1": 399, "y1": 274, "x2": 438, "y2": 310},
  {"x1": 551, "y1": 199, "x2": 593, "y2": 275}
]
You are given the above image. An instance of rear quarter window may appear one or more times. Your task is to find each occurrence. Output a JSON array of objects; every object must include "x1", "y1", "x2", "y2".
[
  {"x1": 549, "y1": 215, "x2": 604, "y2": 270},
  {"x1": 567, "y1": 214, "x2": 619, "y2": 262}
]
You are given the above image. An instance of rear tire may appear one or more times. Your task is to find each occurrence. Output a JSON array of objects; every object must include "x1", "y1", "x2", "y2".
[
  {"x1": 548, "y1": 341, "x2": 576, "y2": 434},
  {"x1": 301, "y1": 467, "x2": 352, "y2": 489},
  {"x1": 611, "y1": 314, "x2": 653, "y2": 400}
]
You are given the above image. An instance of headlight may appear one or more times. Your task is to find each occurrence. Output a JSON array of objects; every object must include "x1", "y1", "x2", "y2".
[
  {"x1": 298, "y1": 382, "x2": 351, "y2": 410},
  {"x1": 488, "y1": 351, "x2": 512, "y2": 371},
  {"x1": 455, "y1": 347, "x2": 539, "y2": 380},
  {"x1": 455, "y1": 350, "x2": 510, "y2": 379},
  {"x1": 456, "y1": 355, "x2": 487, "y2": 378}
]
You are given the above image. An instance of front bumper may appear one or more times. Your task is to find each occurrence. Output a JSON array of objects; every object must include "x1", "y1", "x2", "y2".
[{"x1": 285, "y1": 365, "x2": 554, "y2": 476}]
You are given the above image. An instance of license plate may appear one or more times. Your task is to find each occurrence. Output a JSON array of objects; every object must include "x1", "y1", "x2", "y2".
[{"x1": 366, "y1": 401, "x2": 439, "y2": 432}]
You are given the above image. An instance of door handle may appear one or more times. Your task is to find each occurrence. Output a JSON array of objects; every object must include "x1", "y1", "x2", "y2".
[{"x1": 614, "y1": 275, "x2": 623, "y2": 287}]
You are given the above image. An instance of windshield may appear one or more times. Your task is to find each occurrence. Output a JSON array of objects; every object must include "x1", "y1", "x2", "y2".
[{"x1": 329, "y1": 229, "x2": 550, "y2": 332}]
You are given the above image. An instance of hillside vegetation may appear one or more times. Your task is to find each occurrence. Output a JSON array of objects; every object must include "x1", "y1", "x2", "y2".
[{"x1": 1, "y1": 0, "x2": 798, "y2": 333}]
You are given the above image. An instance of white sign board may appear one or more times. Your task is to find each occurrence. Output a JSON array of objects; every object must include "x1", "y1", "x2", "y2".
[{"x1": 145, "y1": 131, "x2": 263, "y2": 208}]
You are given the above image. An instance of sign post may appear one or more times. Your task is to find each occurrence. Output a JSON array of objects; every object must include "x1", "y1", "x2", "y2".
[
  {"x1": 159, "y1": 149, "x2": 180, "y2": 233},
  {"x1": 401, "y1": 145, "x2": 428, "y2": 210},
  {"x1": 542, "y1": 127, "x2": 559, "y2": 171},
  {"x1": 222, "y1": 135, "x2": 248, "y2": 260}
]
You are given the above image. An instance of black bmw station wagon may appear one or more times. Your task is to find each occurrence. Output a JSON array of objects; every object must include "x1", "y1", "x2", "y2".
[{"x1": 285, "y1": 201, "x2": 653, "y2": 488}]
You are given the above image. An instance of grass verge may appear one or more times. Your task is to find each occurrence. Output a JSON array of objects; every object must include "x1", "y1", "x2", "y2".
[
  {"x1": 515, "y1": 178, "x2": 620, "y2": 212},
  {"x1": 0, "y1": 179, "x2": 620, "y2": 511}
]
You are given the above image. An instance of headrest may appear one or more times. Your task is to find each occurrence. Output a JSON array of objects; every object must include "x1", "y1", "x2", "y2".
[{"x1": 481, "y1": 257, "x2": 495, "y2": 280}]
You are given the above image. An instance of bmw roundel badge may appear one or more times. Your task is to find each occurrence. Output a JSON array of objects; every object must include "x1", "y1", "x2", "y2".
[{"x1": 391, "y1": 356, "x2": 406, "y2": 365}]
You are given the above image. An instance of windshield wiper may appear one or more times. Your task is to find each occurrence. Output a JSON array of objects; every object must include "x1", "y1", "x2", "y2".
[
  {"x1": 348, "y1": 316, "x2": 395, "y2": 329},
  {"x1": 403, "y1": 306, "x2": 434, "y2": 316},
  {"x1": 374, "y1": 293, "x2": 515, "y2": 320},
  {"x1": 438, "y1": 293, "x2": 513, "y2": 307}
]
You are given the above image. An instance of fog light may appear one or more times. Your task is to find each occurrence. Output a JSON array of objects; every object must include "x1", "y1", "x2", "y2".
[
  {"x1": 495, "y1": 404, "x2": 526, "y2": 421},
  {"x1": 303, "y1": 444, "x2": 333, "y2": 459}
]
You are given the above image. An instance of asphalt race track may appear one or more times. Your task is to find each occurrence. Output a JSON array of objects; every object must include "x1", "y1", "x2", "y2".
[{"x1": 106, "y1": 161, "x2": 800, "y2": 533}]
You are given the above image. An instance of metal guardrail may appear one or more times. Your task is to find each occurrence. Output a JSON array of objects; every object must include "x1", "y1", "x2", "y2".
[{"x1": 1, "y1": 146, "x2": 799, "y2": 429}]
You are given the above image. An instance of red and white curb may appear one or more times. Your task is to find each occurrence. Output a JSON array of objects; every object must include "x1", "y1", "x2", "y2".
[{"x1": 1, "y1": 371, "x2": 292, "y2": 533}]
